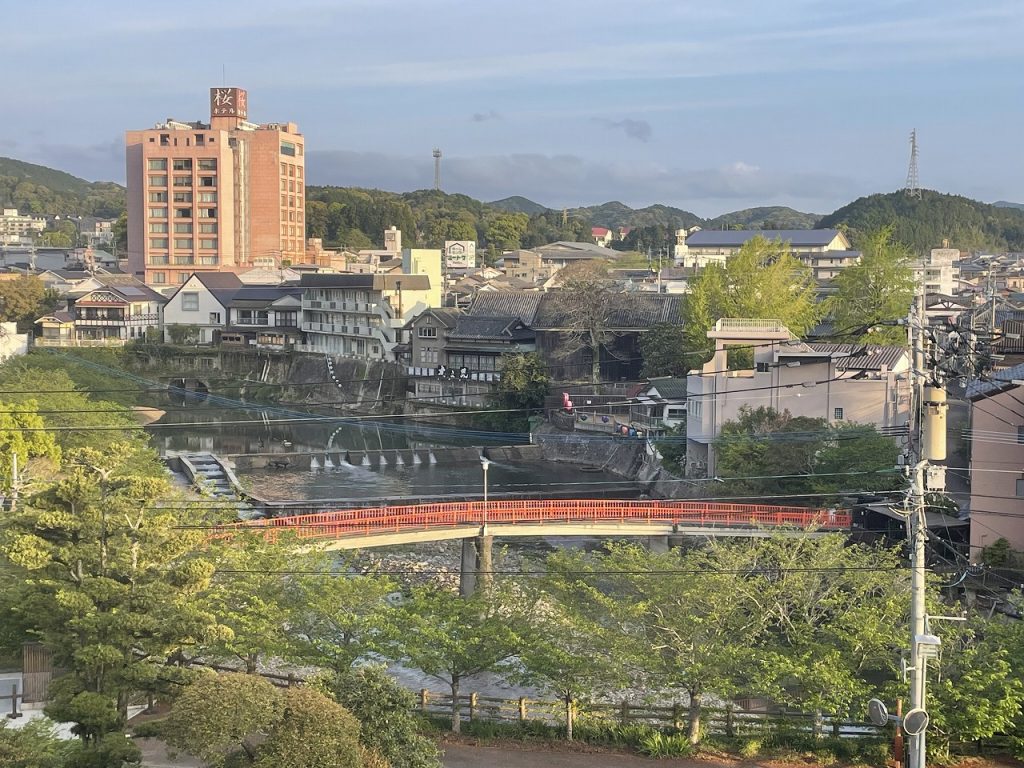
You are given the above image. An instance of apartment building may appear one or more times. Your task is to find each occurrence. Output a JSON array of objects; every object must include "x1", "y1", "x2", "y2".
[
  {"x1": 125, "y1": 87, "x2": 305, "y2": 287},
  {"x1": 685, "y1": 318, "x2": 911, "y2": 477},
  {"x1": 0, "y1": 208, "x2": 46, "y2": 245},
  {"x1": 914, "y1": 247, "x2": 961, "y2": 297}
]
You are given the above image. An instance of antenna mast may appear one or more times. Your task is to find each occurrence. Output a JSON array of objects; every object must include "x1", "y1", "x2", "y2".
[
  {"x1": 432, "y1": 148, "x2": 442, "y2": 191},
  {"x1": 905, "y1": 129, "x2": 921, "y2": 198}
]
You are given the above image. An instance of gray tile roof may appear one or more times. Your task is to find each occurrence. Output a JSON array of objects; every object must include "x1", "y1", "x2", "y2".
[
  {"x1": 449, "y1": 315, "x2": 534, "y2": 341},
  {"x1": 467, "y1": 292, "x2": 545, "y2": 325},
  {"x1": 966, "y1": 363, "x2": 1024, "y2": 399},
  {"x1": 799, "y1": 343, "x2": 908, "y2": 371},
  {"x1": 643, "y1": 377, "x2": 688, "y2": 399},
  {"x1": 686, "y1": 229, "x2": 842, "y2": 248},
  {"x1": 187, "y1": 271, "x2": 244, "y2": 307},
  {"x1": 534, "y1": 292, "x2": 683, "y2": 329}
]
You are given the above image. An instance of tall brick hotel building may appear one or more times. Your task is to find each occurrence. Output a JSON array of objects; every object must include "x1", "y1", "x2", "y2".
[{"x1": 125, "y1": 88, "x2": 304, "y2": 287}]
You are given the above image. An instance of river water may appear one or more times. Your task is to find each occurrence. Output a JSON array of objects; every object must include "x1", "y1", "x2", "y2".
[{"x1": 147, "y1": 402, "x2": 638, "y2": 503}]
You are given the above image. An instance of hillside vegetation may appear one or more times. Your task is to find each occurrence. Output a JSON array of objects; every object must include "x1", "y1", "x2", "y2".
[
  {"x1": 818, "y1": 190, "x2": 1024, "y2": 253},
  {"x1": 707, "y1": 206, "x2": 820, "y2": 230},
  {"x1": 0, "y1": 156, "x2": 125, "y2": 218}
]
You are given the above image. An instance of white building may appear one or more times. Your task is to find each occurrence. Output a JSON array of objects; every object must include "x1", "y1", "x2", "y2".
[
  {"x1": 0, "y1": 208, "x2": 46, "y2": 245},
  {"x1": 0, "y1": 321, "x2": 28, "y2": 360},
  {"x1": 162, "y1": 272, "x2": 243, "y2": 344},
  {"x1": 679, "y1": 229, "x2": 859, "y2": 280},
  {"x1": 685, "y1": 318, "x2": 911, "y2": 477},
  {"x1": 914, "y1": 247, "x2": 960, "y2": 297}
]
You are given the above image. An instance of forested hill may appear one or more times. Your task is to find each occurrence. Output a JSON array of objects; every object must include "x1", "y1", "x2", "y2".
[
  {"x1": 817, "y1": 190, "x2": 1024, "y2": 253},
  {"x1": 0, "y1": 157, "x2": 125, "y2": 218},
  {"x1": 707, "y1": 206, "x2": 820, "y2": 230}
]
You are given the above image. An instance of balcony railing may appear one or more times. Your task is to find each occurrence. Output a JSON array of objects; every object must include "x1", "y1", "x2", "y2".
[
  {"x1": 33, "y1": 338, "x2": 128, "y2": 348},
  {"x1": 715, "y1": 318, "x2": 788, "y2": 333}
]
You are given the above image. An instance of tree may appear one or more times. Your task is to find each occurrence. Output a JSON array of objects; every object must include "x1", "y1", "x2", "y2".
[
  {"x1": 519, "y1": 553, "x2": 628, "y2": 739},
  {"x1": 0, "y1": 401, "x2": 61, "y2": 494},
  {"x1": 682, "y1": 236, "x2": 819, "y2": 364},
  {"x1": 715, "y1": 406, "x2": 901, "y2": 497},
  {"x1": 483, "y1": 213, "x2": 528, "y2": 252},
  {"x1": 0, "y1": 277, "x2": 58, "y2": 332},
  {"x1": 385, "y1": 584, "x2": 524, "y2": 733},
  {"x1": 486, "y1": 353, "x2": 550, "y2": 431},
  {"x1": 0, "y1": 719, "x2": 71, "y2": 768},
  {"x1": 0, "y1": 446, "x2": 227, "y2": 737},
  {"x1": 639, "y1": 322, "x2": 688, "y2": 378},
  {"x1": 320, "y1": 665, "x2": 442, "y2": 768},
  {"x1": 164, "y1": 673, "x2": 364, "y2": 768},
  {"x1": 546, "y1": 260, "x2": 619, "y2": 383},
  {"x1": 112, "y1": 212, "x2": 127, "y2": 256},
  {"x1": 827, "y1": 226, "x2": 915, "y2": 344}
]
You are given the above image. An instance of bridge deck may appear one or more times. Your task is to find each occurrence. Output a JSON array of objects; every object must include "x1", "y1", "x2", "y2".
[{"x1": 218, "y1": 499, "x2": 849, "y2": 548}]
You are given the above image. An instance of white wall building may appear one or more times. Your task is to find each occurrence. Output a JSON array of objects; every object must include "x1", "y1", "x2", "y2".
[
  {"x1": 0, "y1": 208, "x2": 46, "y2": 245},
  {"x1": 914, "y1": 247, "x2": 961, "y2": 297},
  {"x1": 162, "y1": 272, "x2": 243, "y2": 344}
]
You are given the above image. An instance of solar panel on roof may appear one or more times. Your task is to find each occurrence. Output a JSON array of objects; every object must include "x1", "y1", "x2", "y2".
[{"x1": 119, "y1": 287, "x2": 146, "y2": 296}]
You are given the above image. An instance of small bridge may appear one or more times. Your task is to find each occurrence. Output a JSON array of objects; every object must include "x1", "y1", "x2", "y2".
[{"x1": 221, "y1": 499, "x2": 850, "y2": 550}]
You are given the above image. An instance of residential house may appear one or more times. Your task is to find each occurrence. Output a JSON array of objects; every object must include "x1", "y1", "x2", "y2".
[
  {"x1": 37, "y1": 276, "x2": 166, "y2": 345},
  {"x1": 36, "y1": 269, "x2": 94, "y2": 295},
  {"x1": 685, "y1": 318, "x2": 911, "y2": 477},
  {"x1": 163, "y1": 272, "x2": 243, "y2": 343},
  {"x1": 221, "y1": 285, "x2": 302, "y2": 349},
  {"x1": 591, "y1": 227, "x2": 613, "y2": 248},
  {"x1": 966, "y1": 366, "x2": 1024, "y2": 556},
  {"x1": 630, "y1": 377, "x2": 688, "y2": 433},
  {"x1": 300, "y1": 271, "x2": 432, "y2": 359}
]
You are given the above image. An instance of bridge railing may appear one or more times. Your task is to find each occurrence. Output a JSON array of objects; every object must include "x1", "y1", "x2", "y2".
[{"x1": 215, "y1": 499, "x2": 850, "y2": 543}]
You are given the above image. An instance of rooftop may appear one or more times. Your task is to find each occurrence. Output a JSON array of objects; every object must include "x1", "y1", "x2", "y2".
[{"x1": 686, "y1": 229, "x2": 845, "y2": 249}]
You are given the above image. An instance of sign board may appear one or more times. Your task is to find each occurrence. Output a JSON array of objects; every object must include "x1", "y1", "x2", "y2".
[{"x1": 210, "y1": 87, "x2": 248, "y2": 119}]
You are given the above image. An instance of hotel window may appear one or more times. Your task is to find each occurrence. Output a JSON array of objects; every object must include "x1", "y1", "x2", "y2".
[
  {"x1": 199, "y1": 176, "x2": 216, "y2": 188},
  {"x1": 281, "y1": 194, "x2": 287, "y2": 207},
  {"x1": 198, "y1": 158, "x2": 217, "y2": 170},
  {"x1": 175, "y1": 208, "x2": 192, "y2": 218},
  {"x1": 149, "y1": 191, "x2": 167, "y2": 202},
  {"x1": 174, "y1": 238, "x2": 193, "y2": 249},
  {"x1": 174, "y1": 223, "x2": 193, "y2": 234},
  {"x1": 173, "y1": 191, "x2": 193, "y2": 203},
  {"x1": 198, "y1": 208, "x2": 216, "y2": 219},
  {"x1": 199, "y1": 223, "x2": 218, "y2": 234},
  {"x1": 151, "y1": 271, "x2": 166, "y2": 284},
  {"x1": 199, "y1": 256, "x2": 218, "y2": 265},
  {"x1": 149, "y1": 222, "x2": 168, "y2": 233},
  {"x1": 195, "y1": 134, "x2": 205, "y2": 146},
  {"x1": 173, "y1": 176, "x2": 192, "y2": 187},
  {"x1": 280, "y1": 141, "x2": 296, "y2": 157},
  {"x1": 199, "y1": 192, "x2": 217, "y2": 203},
  {"x1": 147, "y1": 158, "x2": 167, "y2": 170},
  {"x1": 148, "y1": 175, "x2": 167, "y2": 186},
  {"x1": 288, "y1": 179, "x2": 294, "y2": 192},
  {"x1": 174, "y1": 255, "x2": 194, "y2": 265},
  {"x1": 177, "y1": 273, "x2": 189, "y2": 284},
  {"x1": 172, "y1": 158, "x2": 192, "y2": 171},
  {"x1": 297, "y1": 167, "x2": 303, "y2": 180},
  {"x1": 149, "y1": 237, "x2": 168, "y2": 249},
  {"x1": 148, "y1": 255, "x2": 169, "y2": 265},
  {"x1": 199, "y1": 238, "x2": 218, "y2": 249},
  {"x1": 149, "y1": 208, "x2": 167, "y2": 218},
  {"x1": 280, "y1": 162, "x2": 287, "y2": 175}
]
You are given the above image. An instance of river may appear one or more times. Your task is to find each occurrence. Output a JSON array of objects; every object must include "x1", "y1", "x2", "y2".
[{"x1": 147, "y1": 402, "x2": 640, "y2": 503}]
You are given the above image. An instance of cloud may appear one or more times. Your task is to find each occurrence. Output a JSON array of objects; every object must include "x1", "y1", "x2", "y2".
[
  {"x1": 306, "y1": 149, "x2": 860, "y2": 215},
  {"x1": 593, "y1": 118, "x2": 653, "y2": 143},
  {"x1": 26, "y1": 137, "x2": 125, "y2": 183},
  {"x1": 471, "y1": 110, "x2": 501, "y2": 123}
]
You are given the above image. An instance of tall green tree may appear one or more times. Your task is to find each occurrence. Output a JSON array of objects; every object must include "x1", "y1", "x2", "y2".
[
  {"x1": 0, "y1": 401, "x2": 60, "y2": 494},
  {"x1": 483, "y1": 212, "x2": 529, "y2": 252},
  {"x1": 0, "y1": 277, "x2": 59, "y2": 332},
  {"x1": 486, "y1": 353, "x2": 550, "y2": 430},
  {"x1": 682, "y1": 236, "x2": 819, "y2": 363},
  {"x1": 546, "y1": 260, "x2": 619, "y2": 383},
  {"x1": 384, "y1": 584, "x2": 524, "y2": 733},
  {"x1": 827, "y1": 226, "x2": 915, "y2": 344},
  {"x1": 639, "y1": 322, "x2": 689, "y2": 377},
  {"x1": 0, "y1": 446, "x2": 228, "y2": 736}
]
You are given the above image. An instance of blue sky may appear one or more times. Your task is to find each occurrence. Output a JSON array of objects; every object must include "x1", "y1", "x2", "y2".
[{"x1": 2, "y1": 0, "x2": 1022, "y2": 216}]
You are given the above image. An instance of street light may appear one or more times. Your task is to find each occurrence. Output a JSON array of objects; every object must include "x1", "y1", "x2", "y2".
[{"x1": 480, "y1": 457, "x2": 491, "y2": 521}]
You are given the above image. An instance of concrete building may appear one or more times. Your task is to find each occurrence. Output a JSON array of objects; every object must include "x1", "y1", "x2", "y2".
[
  {"x1": 125, "y1": 87, "x2": 305, "y2": 288},
  {"x1": 300, "y1": 270, "x2": 433, "y2": 359},
  {"x1": 685, "y1": 318, "x2": 911, "y2": 477},
  {"x1": 0, "y1": 321, "x2": 28, "y2": 360},
  {"x1": 0, "y1": 208, "x2": 46, "y2": 245},
  {"x1": 966, "y1": 366, "x2": 1024, "y2": 557},
  {"x1": 679, "y1": 229, "x2": 859, "y2": 282},
  {"x1": 914, "y1": 247, "x2": 961, "y2": 298}
]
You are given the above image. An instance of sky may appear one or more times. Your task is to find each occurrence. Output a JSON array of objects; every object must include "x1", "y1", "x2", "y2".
[{"x1": 2, "y1": 0, "x2": 1022, "y2": 217}]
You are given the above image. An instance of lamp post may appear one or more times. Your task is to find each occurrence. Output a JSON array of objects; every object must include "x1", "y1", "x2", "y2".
[{"x1": 478, "y1": 457, "x2": 492, "y2": 593}]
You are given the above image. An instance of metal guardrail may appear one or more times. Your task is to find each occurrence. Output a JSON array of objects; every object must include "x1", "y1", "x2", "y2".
[{"x1": 217, "y1": 499, "x2": 850, "y2": 543}]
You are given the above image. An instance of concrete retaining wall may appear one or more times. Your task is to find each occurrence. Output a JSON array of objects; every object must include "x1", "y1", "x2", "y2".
[{"x1": 230, "y1": 446, "x2": 495, "y2": 471}]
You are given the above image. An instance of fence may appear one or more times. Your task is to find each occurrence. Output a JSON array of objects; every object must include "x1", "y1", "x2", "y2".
[
  {"x1": 1, "y1": 684, "x2": 23, "y2": 719},
  {"x1": 413, "y1": 689, "x2": 884, "y2": 739}
]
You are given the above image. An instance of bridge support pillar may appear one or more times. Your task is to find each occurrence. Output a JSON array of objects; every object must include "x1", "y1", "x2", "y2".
[
  {"x1": 460, "y1": 538, "x2": 477, "y2": 597},
  {"x1": 647, "y1": 536, "x2": 670, "y2": 554},
  {"x1": 477, "y1": 534, "x2": 494, "y2": 593}
]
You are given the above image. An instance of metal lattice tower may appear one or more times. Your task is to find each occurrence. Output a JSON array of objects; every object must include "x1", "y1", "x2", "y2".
[
  {"x1": 432, "y1": 148, "x2": 442, "y2": 191},
  {"x1": 905, "y1": 129, "x2": 921, "y2": 198}
]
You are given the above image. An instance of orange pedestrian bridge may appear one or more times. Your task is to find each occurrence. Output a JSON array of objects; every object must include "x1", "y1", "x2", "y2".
[{"x1": 220, "y1": 499, "x2": 851, "y2": 550}]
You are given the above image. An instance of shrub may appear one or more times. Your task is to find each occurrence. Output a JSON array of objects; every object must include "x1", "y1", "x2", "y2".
[
  {"x1": 739, "y1": 737, "x2": 763, "y2": 758},
  {"x1": 639, "y1": 732, "x2": 695, "y2": 758}
]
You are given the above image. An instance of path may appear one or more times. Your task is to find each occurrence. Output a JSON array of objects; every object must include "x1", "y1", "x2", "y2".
[{"x1": 441, "y1": 743, "x2": 737, "y2": 768}]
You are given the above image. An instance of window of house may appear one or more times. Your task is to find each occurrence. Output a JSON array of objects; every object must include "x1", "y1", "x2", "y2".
[
  {"x1": 210, "y1": 312, "x2": 221, "y2": 324},
  {"x1": 181, "y1": 292, "x2": 199, "y2": 311},
  {"x1": 834, "y1": 407, "x2": 844, "y2": 420},
  {"x1": 689, "y1": 400, "x2": 702, "y2": 419},
  {"x1": 418, "y1": 326, "x2": 437, "y2": 338},
  {"x1": 238, "y1": 310, "x2": 269, "y2": 325},
  {"x1": 148, "y1": 158, "x2": 167, "y2": 170},
  {"x1": 277, "y1": 311, "x2": 297, "y2": 326},
  {"x1": 667, "y1": 407, "x2": 686, "y2": 420}
]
